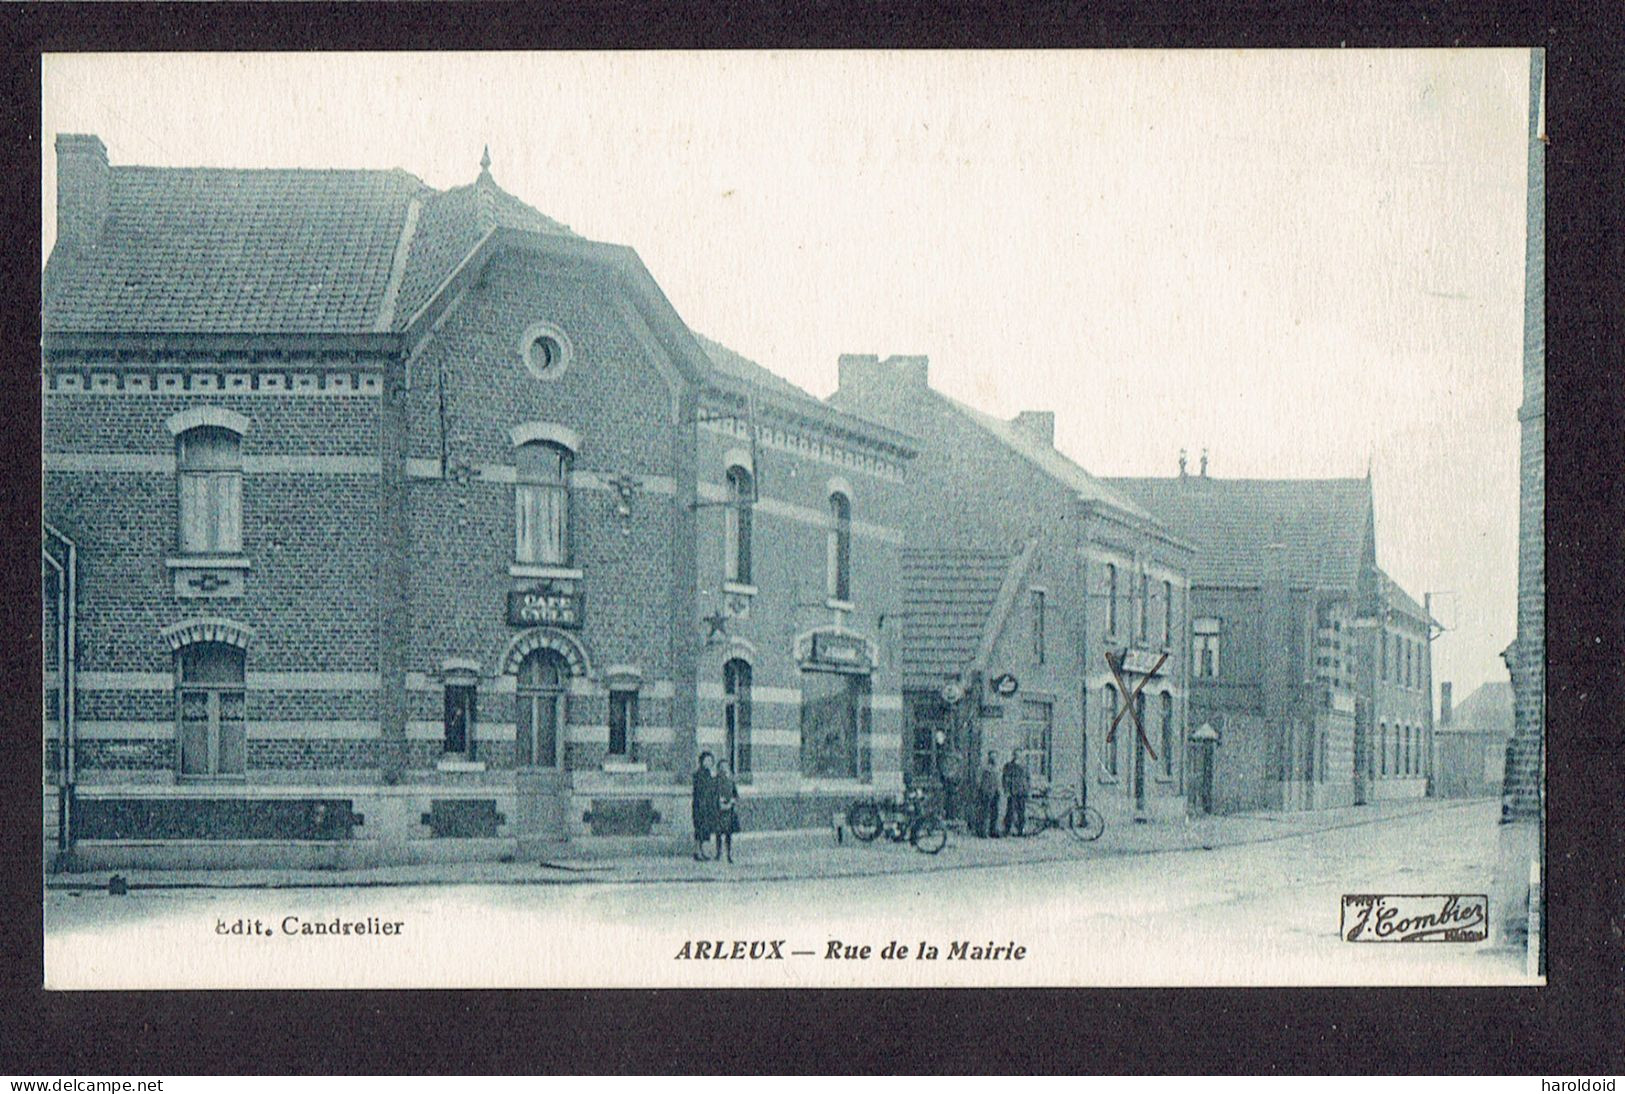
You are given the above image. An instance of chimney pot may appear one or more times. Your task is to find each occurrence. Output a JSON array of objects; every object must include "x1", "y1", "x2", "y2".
[
  {"x1": 1012, "y1": 410, "x2": 1055, "y2": 447},
  {"x1": 55, "y1": 133, "x2": 110, "y2": 255}
]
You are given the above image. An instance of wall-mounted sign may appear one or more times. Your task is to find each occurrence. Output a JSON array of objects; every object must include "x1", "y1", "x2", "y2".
[
  {"x1": 990, "y1": 673, "x2": 1020, "y2": 697},
  {"x1": 508, "y1": 587, "x2": 584, "y2": 629},
  {"x1": 1119, "y1": 648, "x2": 1167, "y2": 676},
  {"x1": 808, "y1": 631, "x2": 872, "y2": 672}
]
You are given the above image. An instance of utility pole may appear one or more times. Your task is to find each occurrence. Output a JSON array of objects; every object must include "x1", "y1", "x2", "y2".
[{"x1": 1423, "y1": 591, "x2": 1451, "y2": 795}]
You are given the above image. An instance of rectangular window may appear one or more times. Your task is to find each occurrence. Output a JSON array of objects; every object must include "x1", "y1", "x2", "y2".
[
  {"x1": 1021, "y1": 699, "x2": 1053, "y2": 781},
  {"x1": 1103, "y1": 685, "x2": 1119, "y2": 776},
  {"x1": 1194, "y1": 618, "x2": 1220, "y2": 678},
  {"x1": 515, "y1": 482, "x2": 568, "y2": 565},
  {"x1": 443, "y1": 682, "x2": 476, "y2": 757},
  {"x1": 1107, "y1": 564, "x2": 1118, "y2": 634},
  {"x1": 1031, "y1": 588, "x2": 1046, "y2": 665},
  {"x1": 800, "y1": 671, "x2": 868, "y2": 779},
  {"x1": 176, "y1": 643, "x2": 245, "y2": 779},
  {"x1": 1160, "y1": 691, "x2": 1174, "y2": 777},
  {"x1": 1163, "y1": 580, "x2": 1174, "y2": 646},
  {"x1": 1138, "y1": 572, "x2": 1150, "y2": 643},
  {"x1": 177, "y1": 428, "x2": 242, "y2": 554},
  {"x1": 1381, "y1": 632, "x2": 1389, "y2": 680},
  {"x1": 609, "y1": 689, "x2": 637, "y2": 758}
]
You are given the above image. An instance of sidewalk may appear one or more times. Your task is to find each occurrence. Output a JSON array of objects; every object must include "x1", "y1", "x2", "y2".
[{"x1": 45, "y1": 797, "x2": 1491, "y2": 892}]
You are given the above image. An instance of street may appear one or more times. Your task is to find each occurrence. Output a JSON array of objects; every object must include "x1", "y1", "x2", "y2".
[{"x1": 44, "y1": 799, "x2": 1533, "y2": 988}]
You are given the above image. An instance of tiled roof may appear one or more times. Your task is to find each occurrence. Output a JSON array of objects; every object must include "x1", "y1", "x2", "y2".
[
  {"x1": 1441, "y1": 681, "x2": 1513, "y2": 737},
  {"x1": 900, "y1": 548, "x2": 1018, "y2": 689},
  {"x1": 694, "y1": 334, "x2": 827, "y2": 411},
  {"x1": 1375, "y1": 567, "x2": 1428, "y2": 622},
  {"x1": 946, "y1": 398, "x2": 1151, "y2": 521},
  {"x1": 1106, "y1": 475, "x2": 1373, "y2": 590},
  {"x1": 44, "y1": 159, "x2": 574, "y2": 335}
]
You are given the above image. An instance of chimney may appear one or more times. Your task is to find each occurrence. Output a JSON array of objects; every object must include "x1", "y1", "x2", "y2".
[
  {"x1": 1012, "y1": 410, "x2": 1054, "y2": 447},
  {"x1": 837, "y1": 353, "x2": 930, "y2": 397},
  {"x1": 1440, "y1": 682, "x2": 1453, "y2": 727},
  {"x1": 1199, "y1": 448, "x2": 1209, "y2": 477},
  {"x1": 1178, "y1": 449, "x2": 1188, "y2": 477},
  {"x1": 55, "y1": 134, "x2": 110, "y2": 254}
]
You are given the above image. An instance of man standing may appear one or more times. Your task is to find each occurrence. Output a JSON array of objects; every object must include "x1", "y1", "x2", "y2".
[
  {"x1": 1002, "y1": 753, "x2": 1031, "y2": 837},
  {"x1": 977, "y1": 751, "x2": 1002, "y2": 839}
]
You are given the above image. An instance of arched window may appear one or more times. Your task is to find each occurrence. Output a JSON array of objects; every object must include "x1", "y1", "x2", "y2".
[
  {"x1": 176, "y1": 426, "x2": 243, "y2": 554},
  {"x1": 516, "y1": 649, "x2": 569, "y2": 768},
  {"x1": 725, "y1": 466, "x2": 753, "y2": 584},
  {"x1": 1107, "y1": 564, "x2": 1118, "y2": 635},
  {"x1": 176, "y1": 642, "x2": 245, "y2": 778},
  {"x1": 515, "y1": 441, "x2": 571, "y2": 566},
  {"x1": 1103, "y1": 684, "x2": 1119, "y2": 776},
  {"x1": 723, "y1": 658, "x2": 752, "y2": 778},
  {"x1": 1160, "y1": 691, "x2": 1174, "y2": 776},
  {"x1": 826, "y1": 492, "x2": 851, "y2": 602}
]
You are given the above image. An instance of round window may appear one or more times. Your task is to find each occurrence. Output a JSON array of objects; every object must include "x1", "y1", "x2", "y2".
[{"x1": 520, "y1": 323, "x2": 572, "y2": 381}]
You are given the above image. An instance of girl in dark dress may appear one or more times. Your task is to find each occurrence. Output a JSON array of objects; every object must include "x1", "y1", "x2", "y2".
[
  {"x1": 691, "y1": 751, "x2": 719, "y2": 861},
  {"x1": 714, "y1": 760, "x2": 741, "y2": 863}
]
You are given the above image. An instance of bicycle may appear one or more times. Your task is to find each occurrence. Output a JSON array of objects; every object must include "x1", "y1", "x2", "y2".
[
  {"x1": 847, "y1": 786, "x2": 948, "y2": 854},
  {"x1": 1012, "y1": 785, "x2": 1105, "y2": 842}
]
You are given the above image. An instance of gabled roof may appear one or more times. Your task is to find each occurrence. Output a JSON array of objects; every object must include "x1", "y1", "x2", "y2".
[
  {"x1": 43, "y1": 156, "x2": 575, "y2": 336},
  {"x1": 1106, "y1": 475, "x2": 1373, "y2": 590},
  {"x1": 1375, "y1": 568, "x2": 1429, "y2": 623},
  {"x1": 900, "y1": 545, "x2": 1032, "y2": 689},
  {"x1": 44, "y1": 166, "x2": 427, "y2": 334},
  {"x1": 1441, "y1": 681, "x2": 1514, "y2": 737},
  {"x1": 927, "y1": 394, "x2": 1150, "y2": 522}
]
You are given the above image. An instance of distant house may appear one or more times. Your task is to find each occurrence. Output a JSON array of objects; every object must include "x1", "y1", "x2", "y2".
[
  {"x1": 1109, "y1": 468, "x2": 1433, "y2": 813},
  {"x1": 833, "y1": 356, "x2": 1194, "y2": 825},
  {"x1": 1436, "y1": 681, "x2": 1514, "y2": 798}
]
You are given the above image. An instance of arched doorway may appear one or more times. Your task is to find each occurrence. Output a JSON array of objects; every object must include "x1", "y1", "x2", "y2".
[{"x1": 516, "y1": 649, "x2": 569, "y2": 769}]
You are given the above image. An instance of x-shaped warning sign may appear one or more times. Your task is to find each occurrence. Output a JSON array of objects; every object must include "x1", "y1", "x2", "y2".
[{"x1": 1105, "y1": 649, "x2": 1168, "y2": 762}]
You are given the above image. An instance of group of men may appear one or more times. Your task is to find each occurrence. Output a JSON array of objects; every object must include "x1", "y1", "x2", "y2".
[{"x1": 967, "y1": 751, "x2": 1032, "y2": 838}]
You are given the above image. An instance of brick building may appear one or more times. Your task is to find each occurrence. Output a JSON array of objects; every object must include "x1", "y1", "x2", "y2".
[
  {"x1": 1108, "y1": 468, "x2": 1432, "y2": 813},
  {"x1": 1435, "y1": 681, "x2": 1514, "y2": 799},
  {"x1": 831, "y1": 356, "x2": 1194, "y2": 825},
  {"x1": 1494, "y1": 48, "x2": 1544, "y2": 951},
  {"x1": 42, "y1": 135, "x2": 913, "y2": 868}
]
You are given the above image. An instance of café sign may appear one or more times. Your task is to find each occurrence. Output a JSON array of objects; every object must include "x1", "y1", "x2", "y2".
[
  {"x1": 809, "y1": 631, "x2": 872, "y2": 672},
  {"x1": 507, "y1": 587, "x2": 584, "y2": 629}
]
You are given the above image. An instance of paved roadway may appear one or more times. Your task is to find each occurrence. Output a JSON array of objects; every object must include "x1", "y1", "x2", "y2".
[{"x1": 44, "y1": 799, "x2": 1532, "y2": 988}]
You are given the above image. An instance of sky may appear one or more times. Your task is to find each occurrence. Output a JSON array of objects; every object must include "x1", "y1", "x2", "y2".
[{"x1": 41, "y1": 50, "x2": 1534, "y2": 699}]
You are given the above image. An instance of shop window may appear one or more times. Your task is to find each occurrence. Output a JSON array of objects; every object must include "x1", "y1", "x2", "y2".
[
  {"x1": 724, "y1": 466, "x2": 754, "y2": 584},
  {"x1": 724, "y1": 659, "x2": 753, "y2": 778},
  {"x1": 1107, "y1": 563, "x2": 1118, "y2": 635},
  {"x1": 800, "y1": 670, "x2": 867, "y2": 779},
  {"x1": 826, "y1": 492, "x2": 851, "y2": 602},
  {"x1": 176, "y1": 642, "x2": 245, "y2": 778},
  {"x1": 516, "y1": 441, "x2": 571, "y2": 566},
  {"x1": 1020, "y1": 699, "x2": 1053, "y2": 781},
  {"x1": 1160, "y1": 691, "x2": 1174, "y2": 777},
  {"x1": 1194, "y1": 618, "x2": 1220, "y2": 678},
  {"x1": 1031, "y1": 588, "x2": 1046, "y2": 665},
  {"x1": 609, "y1": 688, "x2": 637, "y2": 758},
  {"x1": 516, "y1": 649, "x2": 568, "y2": 767},
  {"x1": 1103, "y1": 684, "x2": 1119, "y2": 776},
  {"x1": 443, "y1": 680, "x2": 477, "y2": 758},
  {"x1": 177, "y1": 426, "x2": 243, "y2": 554}
]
